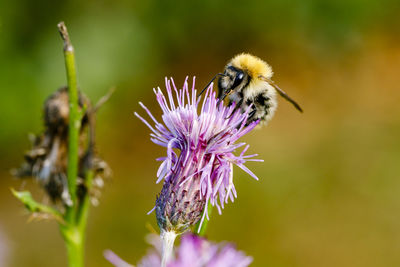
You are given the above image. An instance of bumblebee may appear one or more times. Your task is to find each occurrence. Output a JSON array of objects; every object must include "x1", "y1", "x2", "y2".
[{"x1": 203, "y1": 53, "x2": 302, "y2": 125}]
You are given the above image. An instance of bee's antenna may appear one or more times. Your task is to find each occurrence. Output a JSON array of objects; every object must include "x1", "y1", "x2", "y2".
[
  {"x1": 198, "y1": 73, "x2": 225, "y2": 97},
  {"x1": 259, "y1": 76, "x2": 303, "y2": 113}
]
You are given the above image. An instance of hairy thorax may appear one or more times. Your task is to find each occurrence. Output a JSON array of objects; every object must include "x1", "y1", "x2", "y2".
[{"x1": 229, "y1": 80, "x2": 277, "y2": 125}]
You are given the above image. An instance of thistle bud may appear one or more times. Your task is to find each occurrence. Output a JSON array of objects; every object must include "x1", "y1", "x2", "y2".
[{"x1": 156, "y1": 167, "x2": 205, "y2": 234}]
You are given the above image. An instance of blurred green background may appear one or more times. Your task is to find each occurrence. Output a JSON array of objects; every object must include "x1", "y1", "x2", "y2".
[{"x1": 1, "y1": 0, "x2": 400, "y2": 266}]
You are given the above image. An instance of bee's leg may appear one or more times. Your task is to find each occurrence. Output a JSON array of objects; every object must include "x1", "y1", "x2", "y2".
[
  {"x1": 248, "y1": 109, "x2": 256, "y2": 118},
  {"x1": 247, "y1": 109, "x2": 256, "y2": 121},
  {"x1": 245, "y1": 107, "x2": 257, "y2": 126}
]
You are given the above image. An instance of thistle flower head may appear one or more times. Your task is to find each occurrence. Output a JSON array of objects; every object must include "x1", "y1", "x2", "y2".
[
  {"x1": 136, "y1": 77, "x2": 263, "y2": 233},
  {"x1": 105, "y1": 233, "x2": 253, "y2": 267},
  {"x1": 169, "y1": 234, "x2": 253, "y2": 267}
]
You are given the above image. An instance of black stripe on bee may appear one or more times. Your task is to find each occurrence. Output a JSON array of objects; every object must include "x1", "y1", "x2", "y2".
[
  {"x1": 255, "y1": 95, "x2": 269, "y2": 105},
  {"x1": 242, "y1": 75, "x2": 251, "y2": 89},
  {"x1": 227, "y1": 65, "x2": 239, "y2": 72}
]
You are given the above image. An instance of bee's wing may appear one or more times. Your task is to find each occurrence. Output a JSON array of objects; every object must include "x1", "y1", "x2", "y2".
[{"x1": 259, "y1": 76, "x2": 303, "y2": 113}]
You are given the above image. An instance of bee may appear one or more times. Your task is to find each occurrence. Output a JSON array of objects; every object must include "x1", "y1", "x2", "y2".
[{"x1": 201, "y1": 53, "x2": 302, "y2": 126}]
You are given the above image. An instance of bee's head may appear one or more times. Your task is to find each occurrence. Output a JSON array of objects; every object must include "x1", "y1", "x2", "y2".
[
  {"x1": 218, "y1": 65, "x2": 250, "y2": 100},
  {"x1": 217, "y1": 53, "x2": 273, "y2": 101}
]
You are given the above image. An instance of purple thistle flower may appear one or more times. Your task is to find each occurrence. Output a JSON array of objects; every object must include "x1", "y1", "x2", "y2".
[
  {"x1": 105, "y1": 233, "x2": 253, "y2": 267},
  {"x1": 169, "y1": 234, "x2": 253, "y2": 267},
  {"x1": 135, "y1": 77, "x2": 262, "y2": 235}
]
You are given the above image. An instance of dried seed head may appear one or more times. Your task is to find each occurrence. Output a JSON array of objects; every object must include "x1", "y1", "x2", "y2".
[
  {"x1": 44, "y1": 86, "x2": 89, "y2": 135},
  {"x1": 13, "y1": 87, "x2": 111, "y2": 208}
]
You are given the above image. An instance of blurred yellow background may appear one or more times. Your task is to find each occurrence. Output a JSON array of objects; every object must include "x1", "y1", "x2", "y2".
[{"x1": 1, "y1": 0, "x2": 400, "y2": 266}]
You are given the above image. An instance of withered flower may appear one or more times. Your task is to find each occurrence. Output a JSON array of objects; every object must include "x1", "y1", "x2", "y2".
[{"x1": 13, "y1": 87, "x2": 111, "y2": 207}]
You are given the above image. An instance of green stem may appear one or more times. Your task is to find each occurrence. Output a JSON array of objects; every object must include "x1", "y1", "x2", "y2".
[
  {"x1": 60, "y1": 225, "x2": 85, "y2": 267},
  {"x1": 58, "y1": 22, "x2": 86, "y2": 267},
  {"x1": 58, "y1": 172, "x2": 92, "y2": 267},
  {"x1": 58, "y1": 21, "x2": 80, "y2": 223},
  {"x1": 77, "y1": 170, "x2": 93, "y2": 232}
]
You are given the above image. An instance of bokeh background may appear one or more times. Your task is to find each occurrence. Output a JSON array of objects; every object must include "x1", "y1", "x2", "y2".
[{"x1": 1, "y1": 0, "x2": 400, "y2": 266}]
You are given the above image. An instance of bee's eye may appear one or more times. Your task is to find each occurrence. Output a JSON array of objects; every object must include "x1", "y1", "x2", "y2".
[{"x1": 232, "y1": 71, "x2": 244, "y2": 89}]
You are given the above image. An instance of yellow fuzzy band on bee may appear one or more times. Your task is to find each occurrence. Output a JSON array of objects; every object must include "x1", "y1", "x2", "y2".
[{"x1": 230, "y1": 53, "x2": 273, "y2": 79}]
